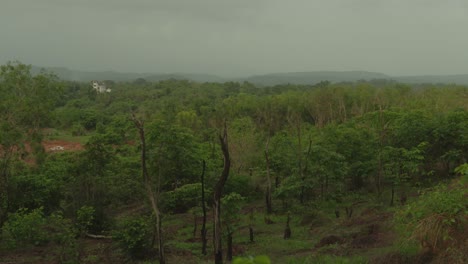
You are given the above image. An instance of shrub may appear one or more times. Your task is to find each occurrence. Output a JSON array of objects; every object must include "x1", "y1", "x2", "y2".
[
  {"x1": 161, "y1": 183, "x2": 205, "y2": 213},
  {"x1": 395, "y1": 182, "x2": 467, "y2": 253},
  {"x1": 76, "y1": 205, "x2": 95, "y2": 236},
  {"x1": 225, "y1": 174, "x2": 256, "y2": 199},
  {"x1": 1, "y1": 207, "x2": 48, "y2": 248},
  {"x1": 113, "y1": 216, "x2": 152, "y2": 259},
  {"x1": 47, "y1": 212, "x2": 79, "y2": 263},
  {"x1": 1, "y1": 208, "x2": 78, "y2": 263}
]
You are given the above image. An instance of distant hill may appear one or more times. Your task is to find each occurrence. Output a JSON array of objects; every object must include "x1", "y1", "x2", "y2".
[
  {"x1": 30, "y1": 65, "x2": 468, "y2": 86},
  {"x1": 394, "y1": 74, "x2": 468, "y2": 85},
  {"x1": 144, "y1": 73, "x2": 224, "y2": 83},
  {"x1": 242, "y1": 71, "x2": 391, "y2": 86},
  {"x1": 31, "y1": 66, "x2": 223, "y2": 83}
]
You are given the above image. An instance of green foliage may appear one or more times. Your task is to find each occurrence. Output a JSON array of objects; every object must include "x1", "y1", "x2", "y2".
[
  {"x1": 395, "y1": 183, "x2": 467, "y2": 251},
  {"x1": 221, "y1": 192, "x2": 245, "y2": 233},
  {"x1": 224, "y1": 174, "x2": 256, "y2": 198},
  {"x1": 71, "y1": 123, "x2": 86, "y2": 136},
  {"x1": 76, "y1": 205, "x2": 95, "y2": 235},
  {"x1": 10, "y1": 171, "x2": 62, "y2": 213},
  {"x1": 1, "y1": 207, "x2": 78, "y2": 262},
  {"x1": 233, "y1": 255, "x2": 271, "y2": 264},
  {"x1": 454, "y1": 163, "x2": 468, "y2": 183},
  {"x1": 2, "y1": 61, "x2": 468, "y2": 262},
  {"x1": 46, "y1": 212, "x2": 79, "y2": 263},
  {"x1": 161, "y1": 183, "x2": 205, "y2": 213},
  {"x1": 146, "y1": 120, "x2": 202, "y2": 188},
  {"x1": 112, "y1": 216, "x2": 151, "y2": 259},
  {"x1": 1, "y1": 207, "x2": 48, "y2": 248}
]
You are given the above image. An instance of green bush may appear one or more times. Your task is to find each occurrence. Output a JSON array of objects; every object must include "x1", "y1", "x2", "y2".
[
  {"x1": 47, "y1": 212, "x2": 79, "y2": 263},
  {"x1": 1, "y1": 208, "x2": 78, "y2": 262},
  {"x1": 225, "y1": 174, "x2": 256, "y2": 199},
  {"x1": 76, "y1": 205, "x2": 95, "y2": 236},
  {"x1": 1, "y1": 207, "x2": 48, "y2": 248},
  {"x1": 71, "y1": 124, "x2": 85, "y2": 136},
  {"x1": 161, "y1": 183, "x2": 206, "y2": 213},
  {"x1": 395, "y1": 182, "x2": 467, "y2": 252},
  {"x1": 113, "y1": 216, "x2": 151, "y2": 259}
]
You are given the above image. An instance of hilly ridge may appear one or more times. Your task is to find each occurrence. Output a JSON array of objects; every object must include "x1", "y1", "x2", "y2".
[{"x1": 31, "y1": 65, "x2": 468, "y2": 85}]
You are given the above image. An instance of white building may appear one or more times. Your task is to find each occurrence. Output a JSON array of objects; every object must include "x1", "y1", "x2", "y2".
[{"x1": 91, "y1": 81, "x2": 111, "y2": 93}]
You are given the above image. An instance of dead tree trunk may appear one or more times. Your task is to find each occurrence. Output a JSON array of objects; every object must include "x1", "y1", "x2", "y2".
[
  {"x1": 227, "y1": 231, "x2": 233, "y2": 262},
  {"x1": 390, "y1": 183, "x2": 395, "y2": 207},
  {"x1": 249, "y1": 209, "x2": 255, "y2": 243},
  {"x1": 213, "y1": 123, "x2": 230, "y2": 264},
  {"x1": 200, "y1": 160, "x2": 207, "y2": 255},
  {"x1": 193, "y1": 214, "x2": 198, "y2": 238},
  {"x1": 283, "y1": 212, "x2": 291, "y2": 239},
  {"x1": 132, "y1": 114, "x2": 165, "y2": 264}
]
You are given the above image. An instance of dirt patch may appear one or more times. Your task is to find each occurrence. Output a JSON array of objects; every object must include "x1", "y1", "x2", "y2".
[
  {"x1": 315, "y1": 235, "x2": 345, "y2": 248},
  {"x1": 343, "y1": 211, "x2": 393, "y2": 227},
  {"x1": 43, "y1": 140, "x2": 84, "y2": 152},
  {"x1": 370, "y1": 249, "x2": 435, "y2": 264}
]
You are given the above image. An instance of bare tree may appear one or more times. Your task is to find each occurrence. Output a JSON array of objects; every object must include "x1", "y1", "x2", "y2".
[
  {"x1": 131, "y1": 114, "x2": 165, "y2": 264},
  {"x1": 213, "y1": 122, "x2": 230, "y2": 264}
]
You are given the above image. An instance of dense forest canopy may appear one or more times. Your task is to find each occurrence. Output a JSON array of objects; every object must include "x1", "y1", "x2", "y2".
[{"x1": 0, "y1": 62, "x2": 467, "y2": 263}]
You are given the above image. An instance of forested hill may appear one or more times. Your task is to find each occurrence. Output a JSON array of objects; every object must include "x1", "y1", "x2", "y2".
[
  {"x1": 242, "y1": 71, "x2": 390, "y2": 85},
  {"x1": 31, "y1": 65, "x2": 468, "y2": 85},
  {"x1": 30, "y1": 66, "x2": 224, "y2": 83}
]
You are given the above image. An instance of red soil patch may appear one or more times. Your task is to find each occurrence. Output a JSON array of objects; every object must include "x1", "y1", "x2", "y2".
[{"x1": 42, "y1": 140, "x2": 84, "y2": 153}]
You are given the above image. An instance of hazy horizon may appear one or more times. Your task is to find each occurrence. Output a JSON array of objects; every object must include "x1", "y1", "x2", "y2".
[{"x1": 2, "y1": 0, "x2": 467, "y2": 77}]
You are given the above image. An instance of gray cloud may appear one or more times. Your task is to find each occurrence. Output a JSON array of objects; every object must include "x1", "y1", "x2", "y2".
[{"x1": 1, "y1": 0, "x2": 467, "y2": 76}]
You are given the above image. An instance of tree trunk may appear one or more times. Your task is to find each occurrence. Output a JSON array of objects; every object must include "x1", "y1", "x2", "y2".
[
  {"x1": 390, "y1": 183, "x2": 395, "y2": 207},
  {"x1": 193, "y1": 214, "x2": 197, "y2": 238},
  {"x1": 132, "y1": 114, "x2": 165, "y2": 264},
  {"x1": 249, "y1": 227, "x2": 254, "y2": 243},
  {"x1": 249, "y1": 209, "x2": 254, "y2": 243},
  {"x1": 283, "y1": 212, "x2": 291, "y2": 239},
  {"x1": 200, "y1": 160, "x2": 207, "y2": 255},
  {"x1": 227, "y1": 232, "x2": 233, "y2": 262},
  {"x1": 213, "y1": 123, "x2": 230, "y2": 264}
]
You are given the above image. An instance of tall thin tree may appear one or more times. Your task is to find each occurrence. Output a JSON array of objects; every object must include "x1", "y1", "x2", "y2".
[
  {"x1": 213, "y1": 122, "x2": 230, "y2": 264},
  {"x1": 131, "y1": 114, "x2": 165, "y2": 264}
]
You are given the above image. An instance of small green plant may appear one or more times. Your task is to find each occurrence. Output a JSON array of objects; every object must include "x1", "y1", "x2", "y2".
[
  {"x1": 76, "y1": 205, "x2": 95, "y2": 236},
  {"x1": 71, "y1": 124, "x2": 86, "y2": 136},
  {"x1": 113, "y1": 216, "x2": 151, "y2": 259}
]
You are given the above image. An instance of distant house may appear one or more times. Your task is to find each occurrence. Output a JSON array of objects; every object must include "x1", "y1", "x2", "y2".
[{"x1": 91, "y1": 80, "x2": 111, "y2": 93}]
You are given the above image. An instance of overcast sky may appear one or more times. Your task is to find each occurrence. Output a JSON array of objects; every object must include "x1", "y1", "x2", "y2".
[{"x1": 1, "y1": 0, "x2": 467, "y2": 77}]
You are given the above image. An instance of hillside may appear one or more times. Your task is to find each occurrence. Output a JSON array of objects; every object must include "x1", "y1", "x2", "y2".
[
  {"x1": 31, "y1": 65, "x2": 468, "y2": 85},
  {"x1": 242, "y1": 71, "x2": 390, "y2": 85}
]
